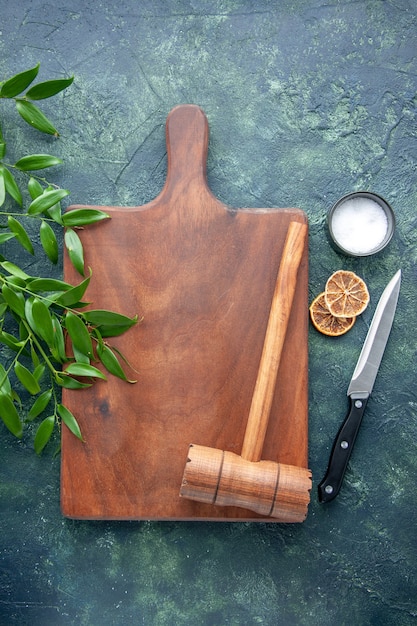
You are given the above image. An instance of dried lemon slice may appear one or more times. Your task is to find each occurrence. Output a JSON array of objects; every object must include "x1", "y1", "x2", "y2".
[
  {"x1": 324, "y1": 270, "x2": 369, "y2": 318},
  {"x1": 310, "y1": 292, "x2": 356, "y2": 336}
]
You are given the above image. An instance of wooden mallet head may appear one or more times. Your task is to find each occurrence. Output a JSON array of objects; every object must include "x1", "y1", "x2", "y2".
[{"x1": 180, "y1": 221, "x2": 312, "y2": 522}]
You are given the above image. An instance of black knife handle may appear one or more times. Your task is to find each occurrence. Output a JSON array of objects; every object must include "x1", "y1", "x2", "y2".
[{"x1": 318, "y1": 393, "x2": 369, "y2": 503}]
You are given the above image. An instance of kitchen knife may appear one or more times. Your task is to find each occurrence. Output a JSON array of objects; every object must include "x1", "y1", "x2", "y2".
[{"x1": 318, "y1": 269, "x2": 401, "y2": 503}]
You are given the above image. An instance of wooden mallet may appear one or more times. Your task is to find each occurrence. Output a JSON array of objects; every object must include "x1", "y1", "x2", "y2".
[{"x1": 179, "y1": 220, "x2": 312, "y2": 522}]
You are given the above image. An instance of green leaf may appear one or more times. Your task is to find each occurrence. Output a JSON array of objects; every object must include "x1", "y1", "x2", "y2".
[
  {"x1": 55, "y1": 272, "x2": 91, "y2": 307},
  {"x1": 65, "y1": 363, "x2": 106, "y2": 380},
  {"x1": 4, "y1": 276, "x2": 26, "y2": 289},
  {"x1": 28, "y1": 388, "x2": 52, "y2": 420},
  {"x1": 14, "y1": 361, "x2": 41, "y2": 395},
  {"x1": 25, "y1": 76, "x2": 74, "y2": 100},
  {"x1": 3, "y1": 168, "x2": 23, "y2": 206},
  {"x1": 10, "y1": 389, "x2": 22, "y2": 406},
  {"x1": 0, "y1": 233, "x2": 15, "y2": 245},
  {"x1": 97, "y1": 342, "x2": 136, "y2": 382},
  {"x1": 0, "y1": 392, "x2": 22, "y2": 438},
  {"x1": 82, "y1": 310, "x2": 138, "y2": 327},
  {"x1": 98, "y1": 323, "x2": 138, "y2": 338},
  {"x1": 30, "y1": 344, "x2": 40, "y2": 368},
  {"x1": 15, "y1": 99, "x2": 58, "y2": 135},
  {"x1": 55, "y1": 374, "x2": 91, "y2": 389},
  {"x1": 0, "y1": 261, "x2": 31, "y2": 280},
  {"x1": 28, "y1": 177, "x2": 44, "y2": 199},
  {"x1": 0, "y1": 364, "x2": 12, "y2": 396},
  {"x1": 29, "y1": 298, "x2": 55, "y2": 347},
  {"x1": 51, "y1": 315, "x2": 66, "y2": 363},
  {"x1": 0, "y1": 330, "x2": 26, "y2": 352},
  {"x1": 7, "y1": 216, "x2": 34, "y2": 254},
  {"x1": 14, "y1": 154, "x2": 63, "y2": 171},
  {"x1": 65, "y1": 311, "x2": 93, "y2": 358},
  {"x1": 24, "y1": 296, "x2": 36, "y2": 329},
  {"x1": 82, "y1": 309, "x2": 139, "y2": 337},
  {"x1": 0, "y1": 165, "x2": 5, "y2": 206},
  {"x1": 28, "y1": 188, "x2": 69, "y2": 215},
  {"x1": 47, "y1": 202, "x2": 63, "y2": 225},
  {"x1": 57, "y1": 404, "x2": 83, "y2": 440},
  {"x1": 0, "y1": 64, "x2": 40, "y2": 98},
  {"x1": 19, "y1": 320, "x2": 29, "y2": 342},
  {"x1": 72, "y1": 346, "x2": 90, "y2": 364},
  {"x1": 1, "y1": 284, "x2": 25, "y2": 317},
  {"x1": 34, "y1": 415, "x2": 55, "y2": 454},
  {"x1": 28, "y1": 277, "x2": 71, "y2": 293},
  {"x1": 33, "y1": 363, "x2": 45, "y2": 381},
  {"x1": 64, "y1": 228, "x2": 84, "y2": 276},
  {"x1": 39, "y1": 220, "x2": 59, "y2": 264},
  {"x1": 108, "y1": 344, "x2": 138, "y2": 377},
  {"x1": 62, "y1": 209, "x2": 109, "y2": 227}
]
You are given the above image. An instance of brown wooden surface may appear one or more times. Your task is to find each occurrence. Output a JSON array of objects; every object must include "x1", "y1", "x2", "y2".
[
  {"x1": 179, "y1": 221, "x2": 311, "y2": 522},
  {"x1": 60, "y1": 104, "x2": 309, "y2": 521},
  {"x1": 240, "y1": 221, "x2": 307, "y2": 463}
]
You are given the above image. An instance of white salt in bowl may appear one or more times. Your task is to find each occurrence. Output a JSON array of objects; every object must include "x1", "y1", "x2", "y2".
[{"x1": 327, "y1": 191, "x2": 395, "y2": 257}]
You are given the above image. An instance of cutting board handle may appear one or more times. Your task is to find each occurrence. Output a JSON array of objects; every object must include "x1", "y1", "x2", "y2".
[{"x1": 159, "y1": 104, "x2": 215, "y2": 205}]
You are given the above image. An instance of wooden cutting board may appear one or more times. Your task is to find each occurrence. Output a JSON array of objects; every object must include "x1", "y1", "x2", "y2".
[{"x1": 60, "y1": 104, "x2": 309, "y2": 521}]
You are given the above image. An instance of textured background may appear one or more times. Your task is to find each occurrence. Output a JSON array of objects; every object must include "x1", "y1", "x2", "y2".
[{"x1": 1, "y1": 1, "x2": 416, "y2": 624}]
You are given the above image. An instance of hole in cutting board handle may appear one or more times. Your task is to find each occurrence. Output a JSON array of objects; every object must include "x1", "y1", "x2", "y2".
[{"x1": 163, "y1": 104, "x2": 211, "y2": 199}]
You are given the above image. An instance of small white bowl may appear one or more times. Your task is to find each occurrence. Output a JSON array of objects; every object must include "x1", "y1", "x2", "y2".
[{"x1": 327, "y1": 191, "x2": 395, "y2": 257}]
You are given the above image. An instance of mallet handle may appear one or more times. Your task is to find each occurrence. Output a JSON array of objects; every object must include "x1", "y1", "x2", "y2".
[{"x1": 240, "y1": 220, "x2": 307, "y2": 462}]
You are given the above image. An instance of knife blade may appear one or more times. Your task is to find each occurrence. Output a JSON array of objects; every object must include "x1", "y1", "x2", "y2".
[{"x1": 318, "y1": 269, "x2": 401, "y2": 503}]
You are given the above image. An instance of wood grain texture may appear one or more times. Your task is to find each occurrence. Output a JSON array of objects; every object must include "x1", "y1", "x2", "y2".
[
  {"x1": 60, "y1": 104, "x2": 310, "y2": 521},
  {"x1": 179, "y1": 222, "x2": 311, "y2": 521},
  {"x1": 241, "y1": 220, "x2": 307, "y2": 463}
]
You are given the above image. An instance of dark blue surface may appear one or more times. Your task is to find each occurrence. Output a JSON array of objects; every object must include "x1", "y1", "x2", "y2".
[{"x1": 1, "y1": 1, "x2": 416, "y2": 624}]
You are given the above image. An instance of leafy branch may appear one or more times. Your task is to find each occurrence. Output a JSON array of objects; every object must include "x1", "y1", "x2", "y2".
[{"x1": 0, "y1": 64, "x2": 139, "y2": 454}]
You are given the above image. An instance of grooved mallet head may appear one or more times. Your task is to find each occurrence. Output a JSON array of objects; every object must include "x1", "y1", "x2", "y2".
[
  {"x1": 182, "y1": 446, "x2": 311, "y2": 522},
  {"x1": 179, "y1": 221, "x2": 312, "y2": 522}
]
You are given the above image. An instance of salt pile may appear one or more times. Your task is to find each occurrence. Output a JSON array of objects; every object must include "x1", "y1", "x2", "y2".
[{"x1": 331, "y1": 197, "x2": 388, "y2": 254}]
